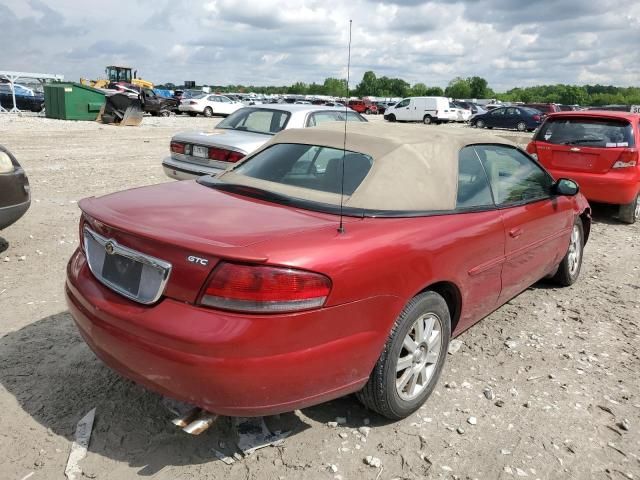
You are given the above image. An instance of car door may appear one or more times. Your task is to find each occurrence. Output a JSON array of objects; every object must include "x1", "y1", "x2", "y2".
[
  {"x1": 218, "y1": 96, "x2": 236, "y2": 115},
  {"x1": 487, "y1": 108, "x2": 507, "y2": 128},
  {"x1": 453, "y1": 147, "x2": 505, "y2": 329},
  {"x1": 475, "y1": 144, "x2": 575, "y2": 303},
  {"x1": 393, "y1": 98, "x2": 411, "y2": 121},
  {"x1": 503, "y1": 107, "x2": 519, "y2": 129}
]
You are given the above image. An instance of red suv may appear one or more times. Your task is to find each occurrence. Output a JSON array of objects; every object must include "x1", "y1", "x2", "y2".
[
  {"x1": 527, "y1": 111, "x2": 639, "y2": 223},
  {"x1": 348, "y1": 99, "x2": 377, "y2": 114}
]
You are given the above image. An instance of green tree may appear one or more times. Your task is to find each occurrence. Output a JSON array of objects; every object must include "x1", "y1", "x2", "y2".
[
  {"x1": 424, "y1": 86, "x2": 444, "y2": 96},
  {"x1": 323, "y1": 77, "x2": 348, "y2": 97},
  {"x1": 445, "y1": 77, "x2": 472, "y2": 99},
  {"x1": 409, "y1": 83, "x2": 428, "y2": 96},
  {"x1": 355, "y1": 71, "x2": 379, "y2": 97},
  {"x1": 287, "y1": 82, "x2": 308, "y2": 94},
  {"x1": 468, "y1": 76, "x2": 489, "y2": 99}
]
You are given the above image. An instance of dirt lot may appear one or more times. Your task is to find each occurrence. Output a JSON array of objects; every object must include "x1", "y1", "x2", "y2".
[{"x1": 0, "y1": 114, "x2": 638, "y2": 480}]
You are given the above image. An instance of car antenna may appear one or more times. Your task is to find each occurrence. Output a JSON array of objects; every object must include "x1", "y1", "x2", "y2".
[{"x1": 338, "y1": 19, "x2": 352, "y2": 234}]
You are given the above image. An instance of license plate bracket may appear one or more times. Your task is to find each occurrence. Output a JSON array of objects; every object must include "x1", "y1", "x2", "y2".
[
  {"x1": 193, "y1": 145, "x2": 208, "y2": 158},
  {"x1": 102, "y1": 254, "x2": 143, "y2": 296}
]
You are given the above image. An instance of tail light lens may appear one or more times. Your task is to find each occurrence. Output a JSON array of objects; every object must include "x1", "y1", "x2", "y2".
[
  {"x1": 200, "y1": 262, "x2": 331, "y2": 313},
  {"x1": 526, "y1": 142, "x2": 538, "y2": 160},
  {"x1": 189, "y1": 100, "x2": 198, "y2": 105},
  {"x1": 612, "y1": 149, "x2": 638, "y2": 169},
  {"x1": 208, "y1": 147, "x2": 244, "y2": 163},
  {"x1": 170, "y1": 141, "x2": 185, "y2": 154},
  {"x1": 532, "y1": 114, "x2": 541, "y2": 121}
]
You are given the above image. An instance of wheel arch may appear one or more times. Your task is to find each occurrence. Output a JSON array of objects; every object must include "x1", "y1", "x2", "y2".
[
  {"x1": 415, "y1": 281, "x2": 462, "y2": 334},
  {"x1": 580, "y1": 208, "x2": 592, "y2": 245}
]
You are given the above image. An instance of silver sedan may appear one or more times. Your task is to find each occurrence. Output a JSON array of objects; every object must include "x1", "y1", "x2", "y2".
[{"x1": 163, "y1": 104, "x2": 367, "y2": 180}]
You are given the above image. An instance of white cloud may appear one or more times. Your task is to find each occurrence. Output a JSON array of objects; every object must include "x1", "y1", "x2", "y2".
[{"x1": 0, "y1": 0, "x2": 638, "y2": 91}]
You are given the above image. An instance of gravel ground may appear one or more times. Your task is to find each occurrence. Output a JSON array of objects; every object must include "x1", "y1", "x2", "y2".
[{"x1": 0, "y1": 114, "x2": 638, "y2": 480}]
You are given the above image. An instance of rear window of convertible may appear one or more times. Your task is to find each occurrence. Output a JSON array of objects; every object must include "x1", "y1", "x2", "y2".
[
  {"x1": 232, "y1": 143, "x2": 373, "y2": 195},
  {"x1": 537, "y1": 117, "x2": 635, "y2": 147}
]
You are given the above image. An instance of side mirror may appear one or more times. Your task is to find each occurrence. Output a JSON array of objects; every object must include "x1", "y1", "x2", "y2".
[{"x1": 553, "y1": 178, "x2": 579, "y2": 196}]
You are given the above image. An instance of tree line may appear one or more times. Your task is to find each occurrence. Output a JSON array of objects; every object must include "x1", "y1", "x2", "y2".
[{"x1": 158, "y1": 71, "x2": 640, "y2": 106}]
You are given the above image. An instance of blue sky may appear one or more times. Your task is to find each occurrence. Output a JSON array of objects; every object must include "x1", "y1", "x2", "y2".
[{"x1": 1, "y1": 0, "x2": 639, "y2": 90}]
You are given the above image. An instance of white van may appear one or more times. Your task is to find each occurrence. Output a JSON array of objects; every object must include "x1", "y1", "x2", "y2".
[{"x1": 383, "y1": 97, "x2": 456, "y2": 124}]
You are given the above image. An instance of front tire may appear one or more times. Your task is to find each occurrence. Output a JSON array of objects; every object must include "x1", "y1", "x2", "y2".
[
  {"x1": 357, "y1": 291, "x2": 451, "y2": 420},
  {"x1": 476, "y1": 119, "x2": 485, "y2": 128},
  {"x1": 552, "y1": 219, "x2": 584, "y2": 286},
  {"x1": 387, "y1": 114, "x2": 396, "y2": 122},
  {"x1": 618, "y1": 194, "x2": 639, "y2": 224}
]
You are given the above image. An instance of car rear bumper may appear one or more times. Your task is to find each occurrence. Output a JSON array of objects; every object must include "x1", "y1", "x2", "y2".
[
  {"x1": 162, "y1": 156, "x2": 225, "y2": 180},
  {"x1": 0, "y1": 199, "x2": 30, "y2": 230},
  {"x1": 547, "y1": 168, "x2": 640, "y2": 205},
  {"x1": 65, "y1": 249, "x2": 395, "y2": 416}
]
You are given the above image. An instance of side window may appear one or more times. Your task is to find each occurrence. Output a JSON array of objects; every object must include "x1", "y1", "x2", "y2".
[
  {"x1": 456, "y1": 147, "x2": 494, "y2": 209},
  {"x1": 490, "y1": 108, "x2": 505, "y2": 116},
  {"x1": 220, "y1": 96, "x2": 232, "y2": 103},
  {"x1": 396, "y1": 99, "x2": 410, "y2": 108},
  {"x1": 475, "y1": 145, "x2": 553, "y2": 206},
  {"x1": 306, "y1": 111, "x2": 341, "y2": 127},
  {"x1": 506, "y1": 108, "x2": 518, "y2": 115}
]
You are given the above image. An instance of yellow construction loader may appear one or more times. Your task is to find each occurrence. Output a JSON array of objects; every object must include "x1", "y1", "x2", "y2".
[{"x1": 80, "y1": 66, "x2": 153, "y2": 90}]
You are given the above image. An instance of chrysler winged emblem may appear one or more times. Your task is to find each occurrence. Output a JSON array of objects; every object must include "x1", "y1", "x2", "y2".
[{"x1": 105, "y1": 240, "x2": 116, "y2": 255}]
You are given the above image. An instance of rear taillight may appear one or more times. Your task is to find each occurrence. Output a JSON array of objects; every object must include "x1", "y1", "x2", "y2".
[
  {"x1": 612, "y1": 149, "x2": 638, "y2": 169},
  {"x1": 200, "y1": 262, "x2": 331, "y2": 313},
  {"x1": 526, "y1": 142, "x2": 538, "y2": 160},
  {"x1": 189, "y1": 100, "x2": 198, "y2": 105},
  {"x1": 170, "y1": 141, "x2": 185, "y2": 154},
  {"x1": 532, "y1": 114, "x2": 541, "y2": 121},
  {"x1": 208, "y1": 147, "x2": 244, "y2": 163}
]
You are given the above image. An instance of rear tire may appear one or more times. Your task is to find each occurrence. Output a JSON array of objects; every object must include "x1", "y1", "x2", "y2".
[
  {"x1": 203, "y1": 107, "x2": 213, "y2": 117},
  {"x1": 188, "y1": 112, "x2": 197, "y2": 117},
  {"x1": 618, "y1": 194, "x2": 639, "y2": 224},
  {"x1": 357, "y1": 291, "x2": 451, "y2": 420},
  {"x1": 552, "y1": 219, "x2": 584, "y2": 286},
  {"x1": 387, "y1": 114, "x2": 396, "y2": 122},
  {"x1": 423, "y1": 115, "x2": 433, "y2": 125},
  {"x1": 476, "y1": 119, "x2": 485, "y2": 128},
  {"x1": 516, "y1": 121, "x2": 527, "y2": 132}
]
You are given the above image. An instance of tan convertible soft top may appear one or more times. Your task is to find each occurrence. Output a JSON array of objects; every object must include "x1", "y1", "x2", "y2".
[{"x1": 219, "y1": 122, "x2": 517, "y2": 211}]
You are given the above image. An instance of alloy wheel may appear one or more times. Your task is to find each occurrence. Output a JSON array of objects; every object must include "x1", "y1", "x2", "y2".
[
  {"x1": 476, "y1": 120, "x2": 485, "y2": 128},
  {"x1": 395, "y1": 313, "x2": 443, "y2": 401},
  {"x1": 567, "y1": 224, "x2": 582, "y2": 277}
]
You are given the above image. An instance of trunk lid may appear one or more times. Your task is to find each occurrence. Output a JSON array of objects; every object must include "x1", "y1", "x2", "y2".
[
  {"x1": 172, "y1": 129, "x2": 270, "y2": 156},
  {"x1": 79, "y1": 181, "x2": 349, "y2": 303}
]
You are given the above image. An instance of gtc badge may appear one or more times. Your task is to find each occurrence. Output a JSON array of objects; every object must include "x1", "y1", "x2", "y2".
[
  {"x1": 187, "y1": 255, "x2": 208, "y2": 266},
  {"x1": 105, "y1": 241, "x2": 116, "y2": 255}
]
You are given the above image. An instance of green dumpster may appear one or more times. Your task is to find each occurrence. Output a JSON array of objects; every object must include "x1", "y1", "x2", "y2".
[{"x1": 44, "y1": 83, "x2": 105, "y2": 121}]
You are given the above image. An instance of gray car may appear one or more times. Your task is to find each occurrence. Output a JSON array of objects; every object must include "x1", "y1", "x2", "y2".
[{"x1": 162, "y1": 104, "x2": 368, "y2": 180}]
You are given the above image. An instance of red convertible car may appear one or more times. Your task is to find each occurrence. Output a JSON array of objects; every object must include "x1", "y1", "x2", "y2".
[{"x1": 66, "y1": 123, "x2": 590, "y2": 420}]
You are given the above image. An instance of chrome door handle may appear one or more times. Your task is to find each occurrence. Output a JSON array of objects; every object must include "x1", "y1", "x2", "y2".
[
  {"x1": 570, "y1": 147, "x2": 581, "y2": 152},
  {"x1": 509, "y1": 228, "x2": 523, "y2": 238}
]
